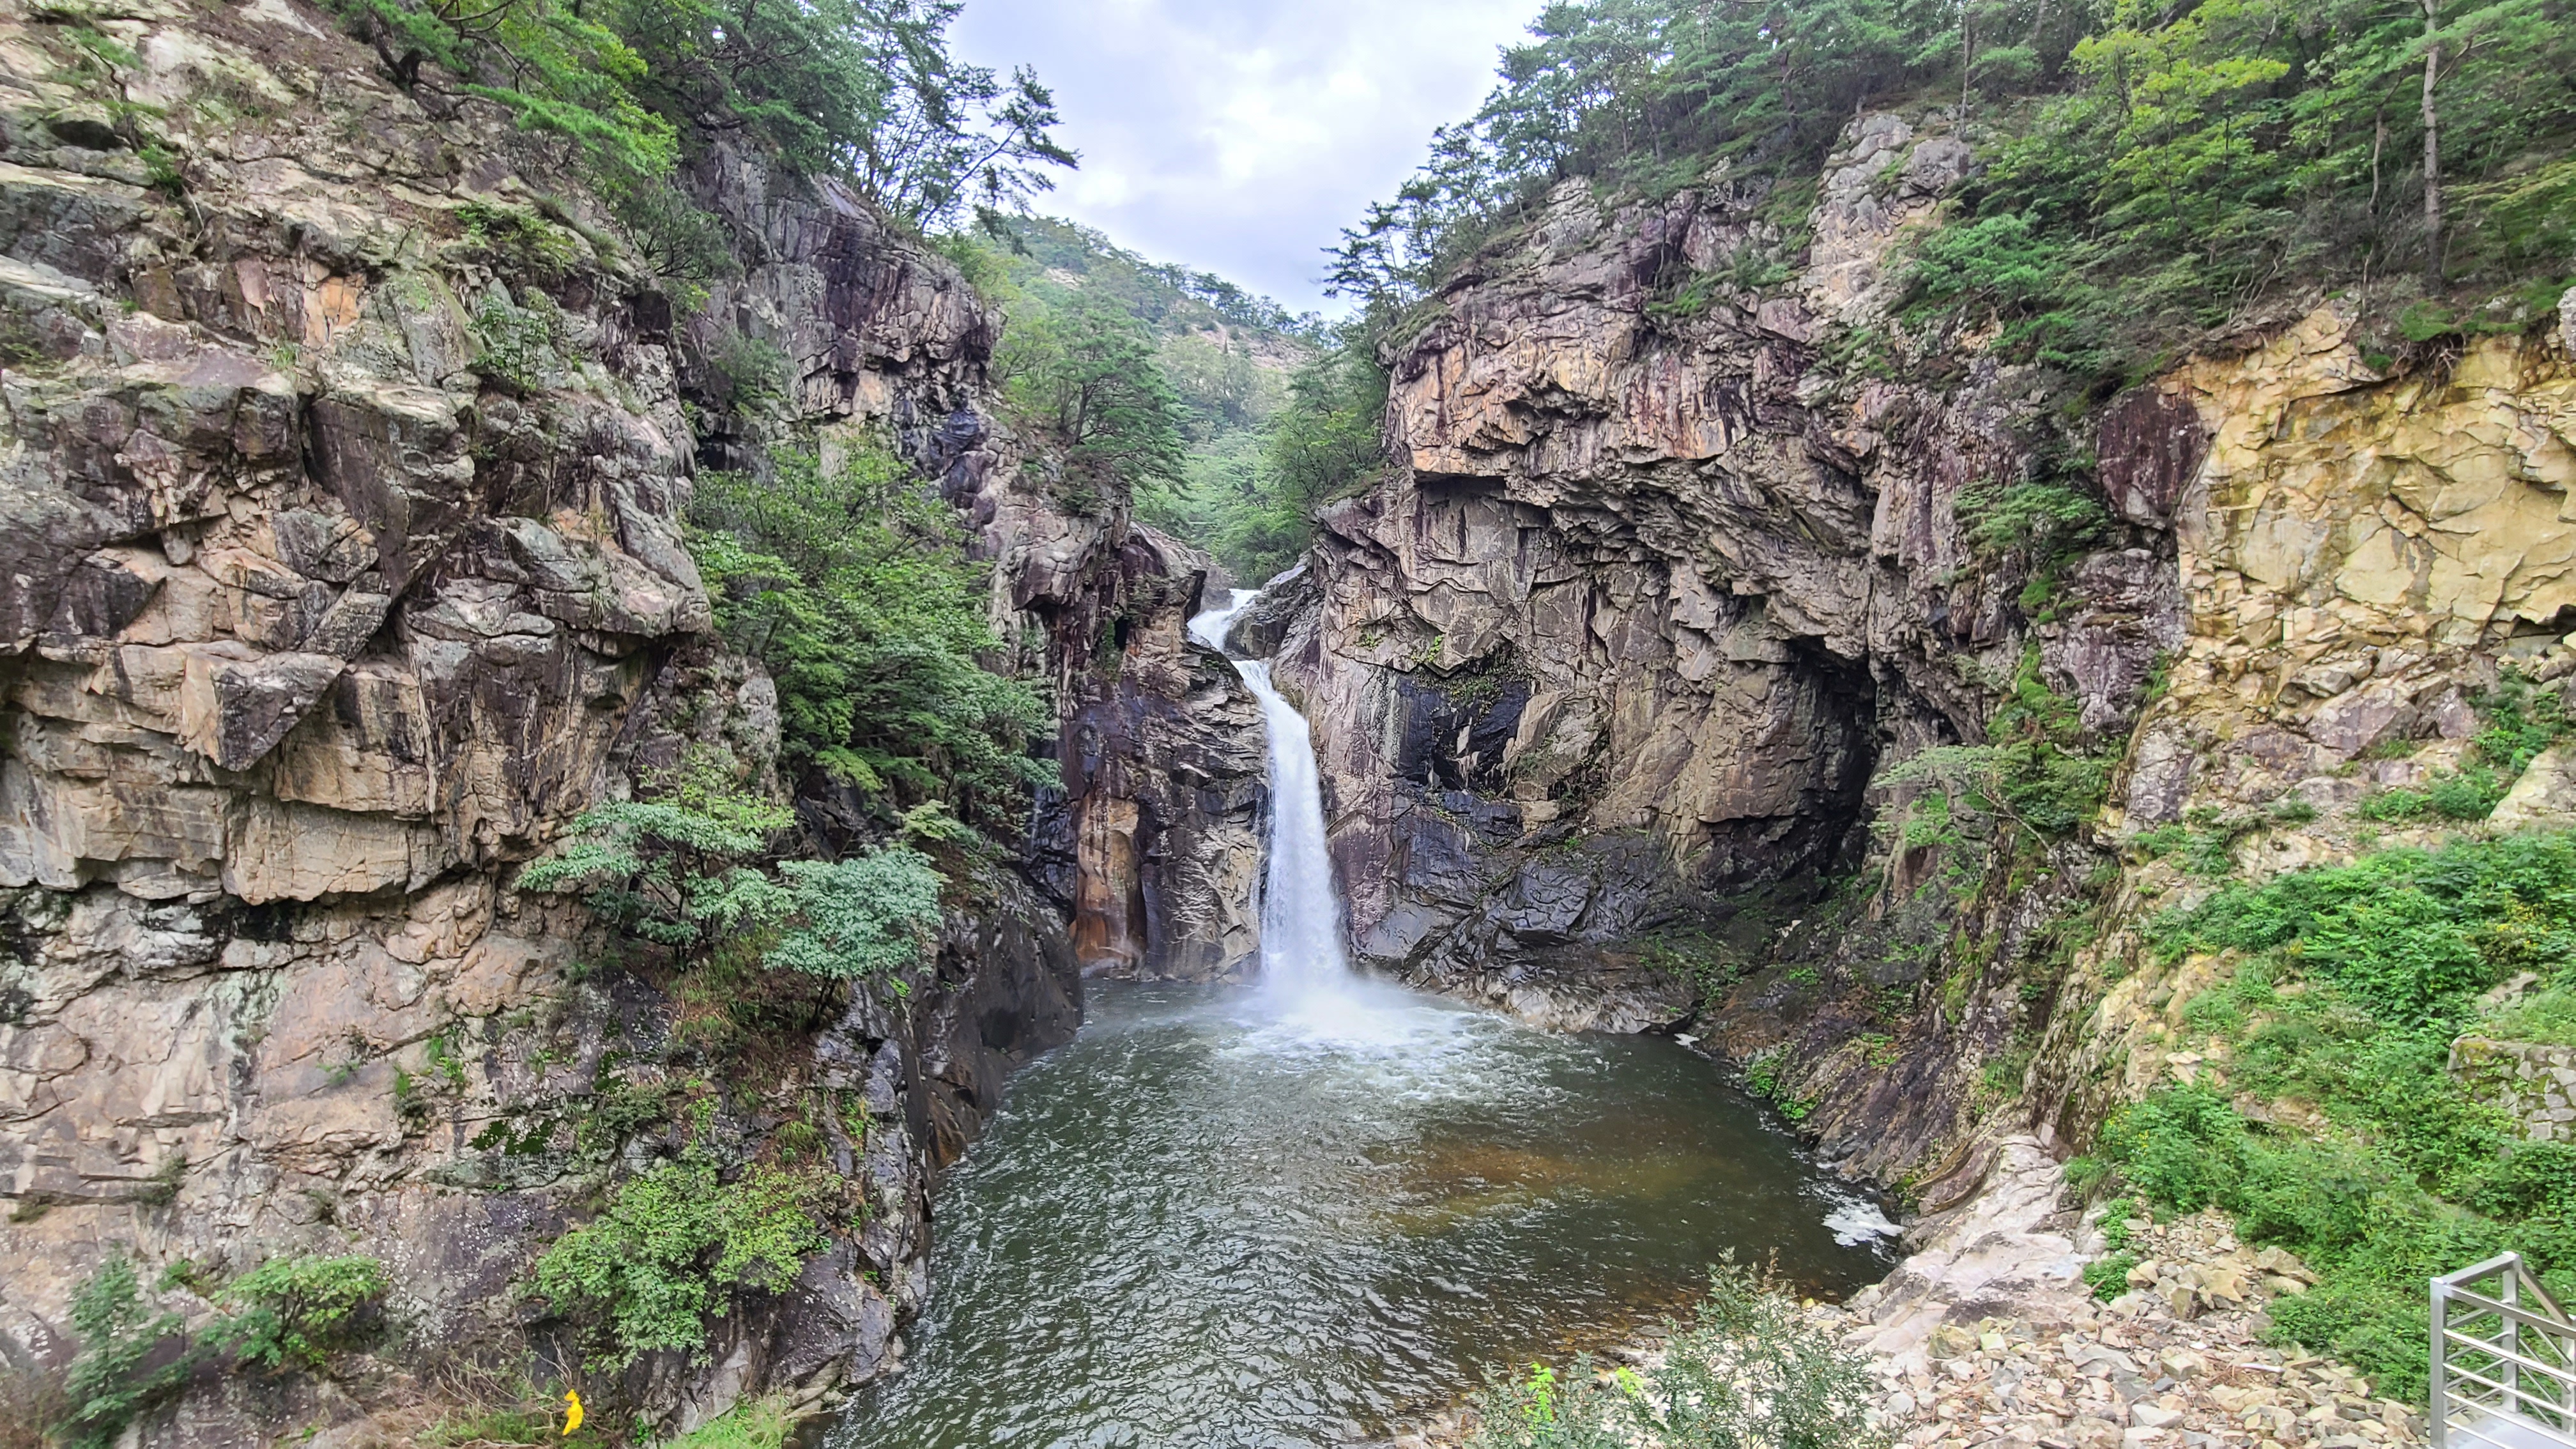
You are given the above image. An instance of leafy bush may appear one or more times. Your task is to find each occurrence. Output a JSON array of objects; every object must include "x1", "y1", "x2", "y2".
[
  {"x1": 2082, "y1": 1252, "x2": 2139, "y2": 1300},
  {"x1": 211, "y1": 1254, "x2": 390, "y2": 1372},
  {"x1": 1956, "y1": 481, "x2": 2112, "y2": 568},
  {"x1": 2156, "y1": 831, "x2": 2576, "y2": 1025},
  {"x1": 57, "y1": 1259, "x2": 186, "y2": 1449},
  {"x1": 523, "y1": 778, "x2": 946, "y2": 993},
  {"x1": 689, "y1": 443, "x2": 1054, "y2": 824},
  {"x1": 1879, "y1": 651, "x2": 2113, "y2": 848},
  {"x1": 519, "y1": 783, "x2": 795, "y2": 950},
  {"x1": 467, "y1": 289, "x2": 566, "y2": 394},
  {"x1": 1463, "y1": 1261, "x2": 1882, "y2": 1449},
  {"x1": 532, "y1": 1160, "x2": 838, "y2": 1369},
  {"x1": 2097, "y1": 829, "x2": 2576, "y2": 1398},
  {"x1": 762, "y1": 854, "x2": 946, "y2": 979}
]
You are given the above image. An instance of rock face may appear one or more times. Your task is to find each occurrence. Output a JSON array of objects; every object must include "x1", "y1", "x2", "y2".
[
  {"x1": 2035, "y1": 309, "x2": 2576, "y2": 1138},
  {"x1": 2450, "y1": 1038, "x2": 2576, "y2": 1142},
  {"x1": 1277, "y1": 105, "x2": 2576, "y2": 1197},
  {"x1": 1275, "y1": 114, "x2": 2172, "y2": 1172},
  {"x1": 0, "y1": 1, "x2": 1252, "y2": 1439},
  {"x1": 1049, "y1": 526, "x2": 1266, "y2": 981}
]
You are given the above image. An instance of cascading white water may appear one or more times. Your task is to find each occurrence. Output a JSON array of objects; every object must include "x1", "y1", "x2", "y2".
[
  {"x1": 1189, "y1": 587, "x2": 1401, "y2": 1036},
  {"x1": 835, "y1": 585, "x2": 1907, "y2": 1449}
]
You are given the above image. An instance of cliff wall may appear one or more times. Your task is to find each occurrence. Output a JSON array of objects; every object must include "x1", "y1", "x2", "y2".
[
  {"x1": 1270, "y1": 108, "x2": 2576, "y2": 1197},
  {"x1": 0, "y1": 0, "x2": 1256, "y2": 1439}
]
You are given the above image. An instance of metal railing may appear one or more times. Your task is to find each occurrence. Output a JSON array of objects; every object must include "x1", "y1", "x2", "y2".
[{"x1": 2435, "y1": 1252, "x2": 2576, "y2": 1449}]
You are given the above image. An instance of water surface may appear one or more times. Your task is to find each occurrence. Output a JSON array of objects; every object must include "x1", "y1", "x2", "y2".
[
  {"x1": 829, "y1": 980, "x2": 1897, "y2": 1449},
  {"x1": 829, "y1": 586, "x2": 1897, "y2": 1446}
]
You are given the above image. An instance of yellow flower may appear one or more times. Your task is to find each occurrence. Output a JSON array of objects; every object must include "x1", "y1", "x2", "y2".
[{"x1": 563, "y1": 1389, "x2": 584, "y2": 1436}]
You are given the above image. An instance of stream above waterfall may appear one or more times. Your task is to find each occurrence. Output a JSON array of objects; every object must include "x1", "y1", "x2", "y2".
[{"x1": 825, "y1": 588, "x2": 1899, "y2": 1447}]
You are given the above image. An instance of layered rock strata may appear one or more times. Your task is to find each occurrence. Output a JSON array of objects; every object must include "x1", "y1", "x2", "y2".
[
  {"x1": 0, "y1": 0, "x2": 1255, "y2": 1439},
  {"x1": 1272, "y1": 112, "x2": 2170, "y2": 1173},
  {"x1": 1274, "y1": 105, "x2": 2576, "y2": 1200}
]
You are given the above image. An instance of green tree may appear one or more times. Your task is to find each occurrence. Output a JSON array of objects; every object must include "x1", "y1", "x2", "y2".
[
  {"x1": 328, "y1": 0, "x2": 1075, "y2": 232},
  {"x1": 210, "y1": 1255, "x2": 392, "y2": 1373},
  {"x1": 997, "y1": 292, "x2": 1188, "y2": 503},
  {"x1": 690, "y1": 443, "x2": 1054, "y2": 824},
  {"x1": 58, "y1": 1259, "x2": 186, "y2": 1449},
  {"x1": 519, "y1": 776, "x2": 948, "y2": 990}
]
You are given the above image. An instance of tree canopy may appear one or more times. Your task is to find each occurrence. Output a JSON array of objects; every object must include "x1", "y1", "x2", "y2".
[
  {"x1": 330, "y1": 0, "x2": 1075, "y2": 234},
  {"x1": 1334, "y1": 0, "x2": 2576, "y2": 381}
]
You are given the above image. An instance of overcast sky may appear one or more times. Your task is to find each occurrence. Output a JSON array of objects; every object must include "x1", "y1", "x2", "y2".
[{"x1": 951, "y1": 0, "x2": 1539, "y2": 316}]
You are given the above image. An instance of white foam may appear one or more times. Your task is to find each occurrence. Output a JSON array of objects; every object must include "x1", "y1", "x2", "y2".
[
  {"x1": 1190, "y1": 588, "x2": 1430, "y2": 1049},
  {"x1": 1820, "y1": 1187, "x2": 1905, "y2": 1246}
]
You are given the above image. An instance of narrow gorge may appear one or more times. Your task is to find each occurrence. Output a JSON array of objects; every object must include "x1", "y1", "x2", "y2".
[{"x1": 3, "y1": 1, "x2": 2576, "y2": 1447}]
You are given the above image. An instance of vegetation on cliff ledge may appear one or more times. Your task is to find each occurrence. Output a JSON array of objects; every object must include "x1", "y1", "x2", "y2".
[
  {"x1": 2074, "y1": 828, "x2": 2576, "y2": 1399},
  {"x1": 325, "y1": 0, "x2": 1075, "y2": 243},
  {"x1": 689, "y1": 437, "x2": 1054, "y2": 829},
  {"x1": 532, "y1": 1160, "x2": 843, "y2": 1370}
]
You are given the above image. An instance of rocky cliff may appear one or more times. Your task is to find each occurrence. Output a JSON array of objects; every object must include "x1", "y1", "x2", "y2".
[
  {"x1": 1264, "y1": 107, "x2": 2576, "y2": 1198},
  {"x1": 0, "y1": 0, "x2": 1256, "y2": 1439}
]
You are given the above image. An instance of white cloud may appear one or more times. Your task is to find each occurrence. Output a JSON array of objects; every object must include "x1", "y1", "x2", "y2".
[{"x1": 951, "y1": 0, "x2": 1537, "y2": 314}]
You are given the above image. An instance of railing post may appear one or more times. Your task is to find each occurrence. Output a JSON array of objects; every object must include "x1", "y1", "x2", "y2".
[
  {"x1": 2435, "y1": 1275, "x2": 2451, "y2": 1449},
  {"x1": 2510, "y1": 1261, "x2": 2528, "y2": 1416}
]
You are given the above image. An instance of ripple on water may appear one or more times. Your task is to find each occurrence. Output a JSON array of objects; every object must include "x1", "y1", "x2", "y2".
[{"x1": 829, "y1": 981, "x2": 1899, "y2": 1449}]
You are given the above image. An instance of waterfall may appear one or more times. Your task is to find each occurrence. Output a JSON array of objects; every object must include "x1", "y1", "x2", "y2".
[{"x1": 1188, "y1": 588, "x2": 1379, "y2": 1026}]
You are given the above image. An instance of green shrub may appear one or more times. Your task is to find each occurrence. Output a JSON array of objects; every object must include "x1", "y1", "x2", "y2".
[
  {"x1": 1463, "y1": 1261, "x2": 1882, "y2": 1449},
  {"x1": 1880, "y1": 651, "x2": 2113, "y2": 846},
  {"x1": 211, "y1": 1254, "x2": 390, "y2": 1372},
  {"x1": 2082, "y1": 1253, "x2": 2138, "y2": 1300},
  {"x1": 532, "y1": 1160, "x2": 837, "y2": 1369},
  {"x1": 1955, "y1": 480, "x2": 2112, "y2": 569},
  {"x1": 2095, "y1": 829, "x2": 2576, "y2": 1399},
  {"x1": 662, "y1": 1394, "x2": 799, "y2": 1449},
  {"x1": 2156, "y1": 831, "x2": 2576, "y2": 1025},
  {"x1": 57, "y1": 1259, "x2": 187, "y2": 1449},
  {"x1": 690, "y1": 443, "x2": 1055, "y2": 825},
  {"x1": 1989, "y1": 650, "x2": 2112, "y2": 833},
  {"x1": 699, "y1": 328, "x2": 788, "y2": 417}
]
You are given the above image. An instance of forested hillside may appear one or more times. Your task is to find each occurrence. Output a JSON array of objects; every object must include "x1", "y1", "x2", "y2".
[
  {"x1": 933, "y1": 217, "x2": 1386, "y2": 585},
  {"x1": 1334, "y1": 0, "x2": 2575, "y2": 383}
]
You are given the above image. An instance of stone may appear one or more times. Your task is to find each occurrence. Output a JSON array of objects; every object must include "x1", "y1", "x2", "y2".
[
  {"x1": 2489, "y1": 746, "x2": 2576, "y2": 828},
  {"x1": 174, "y1": 643, "x2": 346, "y2": 771},
  {"x1": 0, "y1": 22, "x2": 1144, "y2": 1443},
  {"x1": 0, "y1": 481, "x2": 120, "y2": 651},
  {"x1": 2099, "y1": 388, "x2": 2210, "y2": 528}
]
